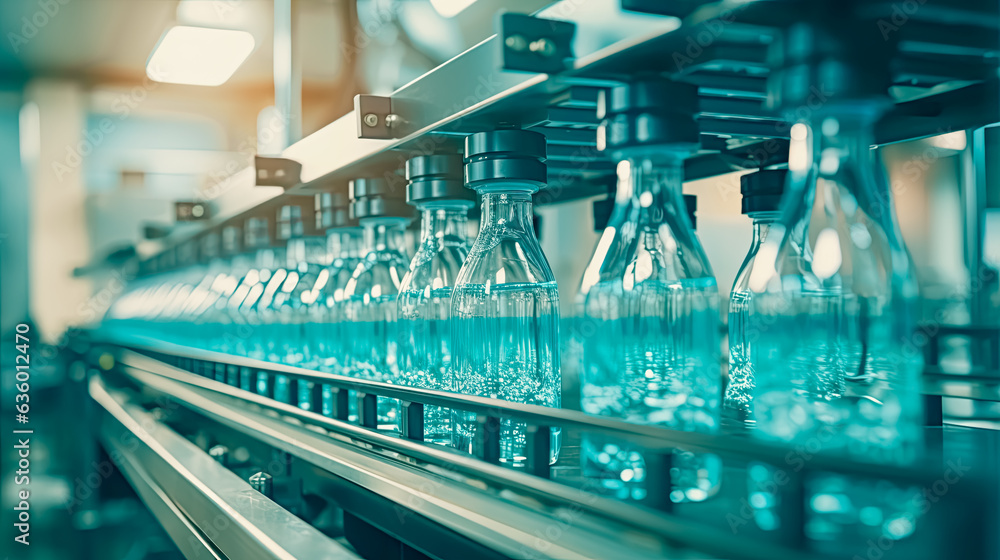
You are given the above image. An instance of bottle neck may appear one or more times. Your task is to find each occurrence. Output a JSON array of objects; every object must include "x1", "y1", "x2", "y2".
[
  {"x1": 479, "y1": 191, "x2": 535, "y2": 234},
  {"x1": 418, "y1": 204, "x2": 469, "y2": 244},
  {"x1": 750, "y1": 211, "x2": 780, "y2": 241},
  {"x1": 792, "y1": 107, "x2": 902, "y2": 242},
  {"x1": 254, "y1": 247, "x2": 279, "y2": 269},
  {"x1": 622, "y1": 152, "x2": 692, "y2": 229},
  {"x1": 362, "y1": 218, "x2": 408, "y2": 254},
  {"x1": 327, "y1": 228, "x2": 364, "y2": 259},
  {"x1": 286, "y1": 237, "x2": 328, "y2": 267}
]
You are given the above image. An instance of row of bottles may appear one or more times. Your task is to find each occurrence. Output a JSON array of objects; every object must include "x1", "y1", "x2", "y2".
[
  {"x1": 106, "y1": 129, "x2": 563, "y2": 467},
  {"x1": 106, "y1": 65, "x2": 922, "y2": 494}
]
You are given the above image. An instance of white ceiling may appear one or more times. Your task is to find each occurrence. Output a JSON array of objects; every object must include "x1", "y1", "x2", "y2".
[{"x1": 0, "y1": 0, "x2": 347, "y2": 86}]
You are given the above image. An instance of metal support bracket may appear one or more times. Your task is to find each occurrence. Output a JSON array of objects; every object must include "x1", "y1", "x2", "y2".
[
  {"x1": 498, "y1": 13, "x2": 575, "y2": 74},
  {"x1": 355, "y1": 94, "x2": 399, "y2": 139},
  {"x1": 174, "y1": 201, "x2": 210, "y2": 222},
  {"x1": 255, "y1": 155, "x2": 302, "y2": 188}
]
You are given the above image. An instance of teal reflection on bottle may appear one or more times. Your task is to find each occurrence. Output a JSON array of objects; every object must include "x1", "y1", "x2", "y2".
[
  {"x1": 751, "y1": 110, "x2": 923, "y2": 465},
  {"x1": 397, "y1": 155, "x2": 475, "y2": 445},
  {"x1": 723, "y1": 170, "x2": 789, "y2": 429},
  {"x1": 579, "y1": 159, "x2": 721, "y2": 502},
  {"x1": 343, "y1": 177, "x2": 414, "y2": 430},
  {"x1": 451, "y1": 130, "x2": 561, "y2": 467},
  {"x1": 579, "y1": 79, "x2": 721, "y2": 503}
]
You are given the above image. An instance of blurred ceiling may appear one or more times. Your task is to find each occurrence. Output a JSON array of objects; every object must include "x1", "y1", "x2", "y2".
[
  {"x1": 1, "y1": 0, "x2": 556, "y2": 258},
  {"x1": 0, "y1": 0, "x2": 348, "y2": 87}
]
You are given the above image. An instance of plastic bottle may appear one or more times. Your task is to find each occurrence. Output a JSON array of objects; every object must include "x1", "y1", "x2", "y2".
[
  {"x1": 343, "y1": 177, "x2": 414, "y2": 429},
  {"x1": 580, "y1": 79, "x2": 721, "y2": 503},
  {"x1": 723, "y1": 170, "x2": 787, "y2": 429},
  {"x1": 451, "y1": 129, "x2": 561, "y2": 467},
  {"x1": 397, "y1": 154, "x2": 475, "y2": 445}
]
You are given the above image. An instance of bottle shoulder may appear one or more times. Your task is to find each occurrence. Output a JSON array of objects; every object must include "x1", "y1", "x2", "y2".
[
  {"x1": 346, "y1": 251, "x2": 408, "y2": 297},
  {"x1": 617, "y1": 226, "x2": 715, "y2": 285},
  {"x1": 459, "y1": 226, "x2": 555, "y2": 286}
]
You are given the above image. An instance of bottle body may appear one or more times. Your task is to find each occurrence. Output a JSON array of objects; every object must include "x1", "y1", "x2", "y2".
[
  {"x1": 451, "y1": 190, "x2": 562, "y2": 466},
  {"x1": 752, "y1": 110, "x2": 923, "y2": 464},
  {"x1": 724, "y1": 212, "x2": 781, "y2": 428},
  {"x1": 309, "y1": 228, "x2": 363, "y2": 374},
  {"x1": 579, "y1": 155, "x2": 721, "y2": 502},
  {"x1": 397, "y1": 205, "x2": 472, "y2": 445},
  {"x1": 344, "y1": 218, "x2": 411, "y2": 428}
]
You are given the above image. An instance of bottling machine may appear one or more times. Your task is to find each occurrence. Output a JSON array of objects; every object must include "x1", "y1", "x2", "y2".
[{"x1": 60, "y1": 0, "x2": 1000, "y2": 558}]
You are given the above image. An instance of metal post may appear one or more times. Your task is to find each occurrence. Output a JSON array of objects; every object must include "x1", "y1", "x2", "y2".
[
  {"x1": 525, "y1": 425, "x2": 551, "y2": 479},
  {"x1": 400, "y1": 401, "x2": 424, "y2": 441},
  {"x1": 274, "y1": 0, "x2": 301, "y2": 149},
  {"x1": 331, "y1": 387, "x2": 349, "y2": 421},
  {"x1": 308, "y1": 382, "x2": 324, "y2": 414},
  {"x1": 476, "y1": 415, "x2": 501, "y2": 464},
  {"x1": 644, "y1": 451, "x2": 674, "y2": 513},
  {"x1": 358, "y1": 392, "x2": 378, "y2": 429}
]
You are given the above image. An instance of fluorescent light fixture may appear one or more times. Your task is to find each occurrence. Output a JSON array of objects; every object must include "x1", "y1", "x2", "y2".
[
  {"x1": 146, "y1": 26, "x2": 255, "y2": 86},
  {"x1": 176, "y1": 0, "x2": 251, "y2": 28},
  {"x1": 429, "y1": 0, "x2": 477, "y2": 18}
]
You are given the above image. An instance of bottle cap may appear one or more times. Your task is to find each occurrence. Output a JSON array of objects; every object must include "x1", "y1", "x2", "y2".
[
  {"x1": 767, "y1": 3, "x2": 895, "y2": 112},
  {"x1": 740, "y1": 169, "x2": 787, "y2": 215},
  {"x1": 464, "y1": 129, "x2": 548, "y2": 190},
  {"x1": 244, "y1": 216, "x2": 270, "y2": 249},
  {"x1": 349, "y1": 177, "x2": 415, "y2": 220},
  {"x1": 406, "y1": 154, "x2": 475, "y2": 205},
  {"x1": 597, "y1": 78, "x2": 701, "y2": 154},
  {"x1": 276, "y1": 205, "x2": 304, "y2": 240},
  {"x1": 316, "y1": 191, "x2": 356, "y2": 229}
]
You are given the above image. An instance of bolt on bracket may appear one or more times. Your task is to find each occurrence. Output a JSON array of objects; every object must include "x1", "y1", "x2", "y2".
[
  {"x1": 255, "y1": 156, "x2": 302, "y2": 189},
  {"x1": 355, "y1": 94, "x2": 401, "y2": 139},
  {"x1": 498, "y1": 13, "x2": 575, "y2": 74}
]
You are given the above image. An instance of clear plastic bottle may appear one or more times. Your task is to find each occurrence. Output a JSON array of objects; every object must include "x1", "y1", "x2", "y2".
[
  {"x1": 752, "y1": 26, "x2": 922, "y2": 466},
  {"x1": 227, "y1": 216, "x2": 285, "y2": 395},
  {"x1": 580, "y1": 79, "x2": 721, "y2": 503},
  {"x1": 156, "y1": 243, "x2": 201, "y2": 345},
  {"x1": 396, "y1": 154, "x2": 475, "y2": 445},
  {"x1": 205, "y1": 224, "x2": 256, "y2": 355},
  {"x1": 751, "y1": 110, "x2": 922, "y2": 461},
  {"x1": 343, "y1": 177, "x2": 414, "y2": 429},
  {"x1": 451, "y1": 129, "x2": 561, "y2": 467},
  {"x1": 745, "y1": 16, "x2": 924, "y2": 547},
  {"x1": 723, "y1": 170, "x2": 788, "y2": 429},
  {"x1": 248, "y1": 205, "x2": 328, "y2": 406},
  {"x1": 306, "y1": 192, "x2": 365, "y2": 376},
  {"x1": 179, "y1": 232, "x2": 234, "y2": 351}
]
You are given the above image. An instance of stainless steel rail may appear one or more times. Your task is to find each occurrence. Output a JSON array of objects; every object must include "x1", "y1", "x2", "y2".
[
  {"x1": 91, "y1": 373, "x2": 361, "y2": 560},
  {"x1": 105, "y1": 335, "x2": 946, "y2": 485},
  {"x1": 110, "y1": 365, "x2": 686, "y2": 560},
  {"x1": 81, "y1": 335, "x2": 997, "y2": 560}
]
